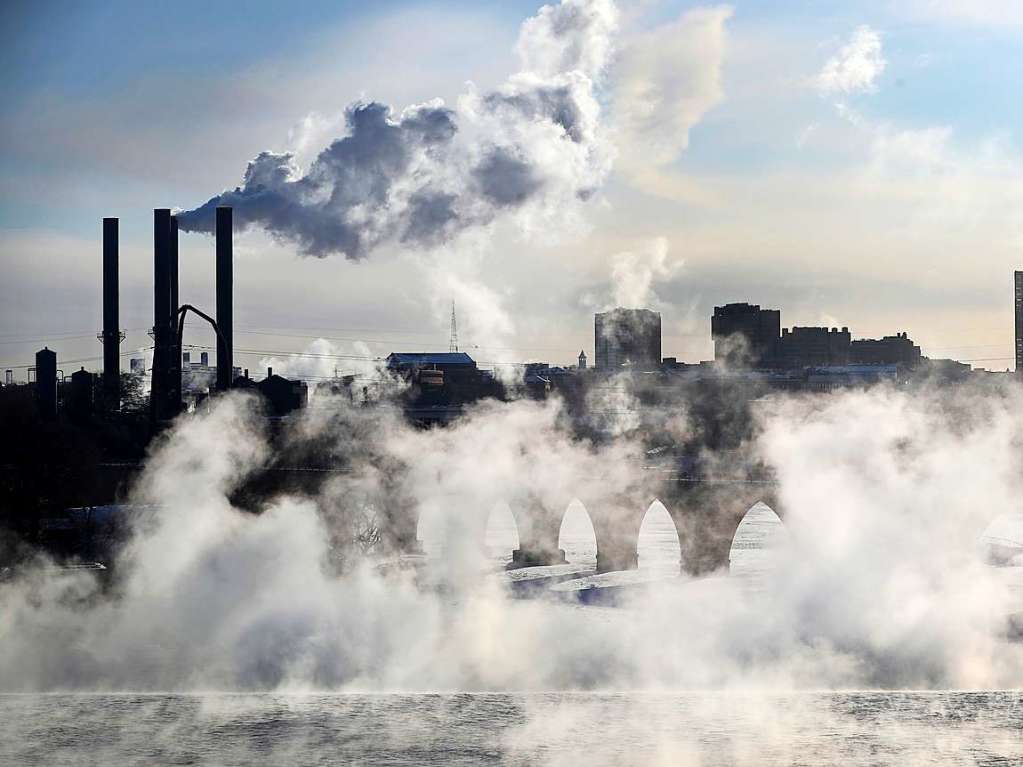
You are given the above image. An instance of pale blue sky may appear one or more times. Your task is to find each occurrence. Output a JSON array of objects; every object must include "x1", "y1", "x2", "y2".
[{"x1": 2, "y1": 0, "x2": 1021, "y2": 375}]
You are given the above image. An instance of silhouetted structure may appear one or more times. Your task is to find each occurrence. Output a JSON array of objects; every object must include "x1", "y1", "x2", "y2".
[
  {"x1": 69, "y1": 367, "x2": 94, "y2": 422},
  {"x1": 216, "y1": 206, "x2": 233, "y2": 392},
  {"x1": 594, "y1": 308, "x2": 662, "y2": 372},
  {"x1": 101, "y1": 217, "x2": 120, "y2": 411},
  {"x1": 151, "y1": 208, "x2": 177, "y2": 422},
  {"x1": 1016, "y1": 271, "x2": 1023, "y2": 376},
  {"x1": 35, "y1": 347, "x2": 57, "y2": 421},
  {"x1": 257, "y1": 368, "x2": 308, "y2": 416},
  {"x1": 168, "y1": 215, "x2": 181, "y2": 411},
  {"x1": 777, "y1": 326, "x2": 851, "y2": 368},
  {"x1": 849, "y1": 333, "x2": 921, "y2": 366},
  {"x1": 386, "y1": 352, "x2": 478, "y2": 383},
  {"x1": 711, "y1": 303, "x2": 780, "y2": 367}
]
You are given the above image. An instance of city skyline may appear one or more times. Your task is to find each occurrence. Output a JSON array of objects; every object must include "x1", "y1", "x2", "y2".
[{"x1": 3, "y1": 1, "x2": 1022, "y2": 379}]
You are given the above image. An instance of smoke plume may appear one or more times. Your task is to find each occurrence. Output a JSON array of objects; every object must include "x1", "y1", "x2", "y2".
[{"x1": 177, "y1": 0, "x2": 617, "y2": 259}]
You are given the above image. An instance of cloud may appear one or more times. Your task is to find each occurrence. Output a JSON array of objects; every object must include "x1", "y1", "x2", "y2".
[
  {"x1": 815, "y1": 25, "x2": 886, "y2": 97},
  {"x1": 177, "y1": 0, "x2": 618, "y2": 260},
  {"x1": 612, "y1": 6, "x2": 732, "y2": 200}
]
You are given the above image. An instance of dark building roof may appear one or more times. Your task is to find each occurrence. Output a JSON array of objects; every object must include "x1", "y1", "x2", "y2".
[{"x1": 386, "y1": 352, "x2": 476, "y2": 367}]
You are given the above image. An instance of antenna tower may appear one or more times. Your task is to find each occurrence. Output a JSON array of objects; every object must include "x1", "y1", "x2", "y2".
[{"x1": 449, "y1": 301, "x2": 459, "y2": 352}]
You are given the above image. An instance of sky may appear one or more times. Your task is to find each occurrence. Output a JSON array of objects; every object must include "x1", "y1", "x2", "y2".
[{"x1": 2, "y1": 0, "x2": 1022, "y2": 379}]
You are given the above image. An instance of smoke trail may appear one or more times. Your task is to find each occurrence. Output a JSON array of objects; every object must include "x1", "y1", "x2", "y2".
[{"x1": 177, "y1": 0, "x2": 617, "y2": 259}]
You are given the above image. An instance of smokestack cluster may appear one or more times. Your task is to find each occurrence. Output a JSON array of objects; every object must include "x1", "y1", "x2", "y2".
[{"x1": 146, "y1": 205, "x2": 233, "y2": 421}]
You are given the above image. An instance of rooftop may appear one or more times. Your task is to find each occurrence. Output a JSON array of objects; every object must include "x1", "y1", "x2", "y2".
[{"x1": 386, "y1": 352, "x2": 476, "y2": 367}]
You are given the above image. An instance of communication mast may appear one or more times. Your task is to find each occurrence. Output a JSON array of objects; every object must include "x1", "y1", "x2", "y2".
[{"x1": 449, "y1": 301, "x2": 459, "y2": 353}]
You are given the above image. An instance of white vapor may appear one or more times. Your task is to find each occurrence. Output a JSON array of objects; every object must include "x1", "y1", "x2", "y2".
[
  {"x1": 608, "y1": 237, "x2": 680, "y2": 309},
  {"x1": 1, "y1": 380, "x2": 1022, "y2": 693}
]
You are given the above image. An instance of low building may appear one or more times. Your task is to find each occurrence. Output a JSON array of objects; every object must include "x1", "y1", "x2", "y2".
[
  {"x1": 850, "y1": 333, "x2": 921, "y2": 366},
  {"x1": 776, "y1": 326, "x2": 851, "y2": 368},
  {"x1": 386, "y1": 352, "x2": 479, "y2": 385}
]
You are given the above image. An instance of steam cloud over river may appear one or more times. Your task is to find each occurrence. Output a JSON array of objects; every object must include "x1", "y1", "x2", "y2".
[{"x1": 2, "y1": 381, "x2": 1023, "y2": 693}]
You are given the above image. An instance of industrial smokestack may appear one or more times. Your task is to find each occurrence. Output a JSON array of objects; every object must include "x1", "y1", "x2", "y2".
[
  {"x1": 167, "y1": 215, "x2": 181, "y2": 413},
  {"x1": 152, "y1": 208, "x2": 172, "y2": 422},
  {"x1": 35, "y1": 347, "x2": 57, "y2": 421},
  {"x1": 216, "y1": 206, "x2": 233, "y2": 391},
  {"x1": 102, "y1": 217, "x2": 120, "y2": 411}
]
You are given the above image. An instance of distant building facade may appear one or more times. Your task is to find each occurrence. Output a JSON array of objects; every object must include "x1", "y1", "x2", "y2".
[
  {"x1": 849, "y1": 332, "x2": 921, "y2": 366},
  {"x1": 594, "y1": 308, "x2": 661, "y2": 372},
  {"x1": 711, "y1": 303, "x2": 780, "y2": 367},
  {"x1": 776, "y1": 326, "x2": 851, "y2": 368}
]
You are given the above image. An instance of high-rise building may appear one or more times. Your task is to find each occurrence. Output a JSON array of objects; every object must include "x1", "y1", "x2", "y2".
[
  {"x1": 594, "y1": 308, "x2": 661, "y2": 372},
  {"x1": 1016, "y1": 271, "x2": 1023, "y2": 376},
  {"x1": 711, "y1": 303, "x2": 780, "y2": 367}
]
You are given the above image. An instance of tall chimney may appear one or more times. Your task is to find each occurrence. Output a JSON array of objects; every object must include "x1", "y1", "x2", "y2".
[
  {"x1": 102, "y1": 217, "x2": 120, "y2": 411},
  {"x1": 152, "y1": 208, "x2": 172, "y2": 422},
  {"x1": 167, "y1": 215, "x2": 181, "y2": 414},
  {"x1": 216, "y1": 206, "x2": 233, "y2": 391}
]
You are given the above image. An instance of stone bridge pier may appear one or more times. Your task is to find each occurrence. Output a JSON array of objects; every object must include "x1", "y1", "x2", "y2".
[
  {"x1": 660, "y1": 480, "x2": 782, "y2": 575},
  {"x1": 509, "y1": 493, "x2": 567, "y2": 567}
]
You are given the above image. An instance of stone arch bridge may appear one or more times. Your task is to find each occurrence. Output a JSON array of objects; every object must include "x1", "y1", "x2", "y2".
[{"x1": 382, "y1": 474, "x2": 782, "y2": 575}]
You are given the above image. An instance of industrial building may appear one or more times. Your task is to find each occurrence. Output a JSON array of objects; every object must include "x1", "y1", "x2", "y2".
[{"x1": 594, "y1": 308, "x2": 662, "y2": 372}]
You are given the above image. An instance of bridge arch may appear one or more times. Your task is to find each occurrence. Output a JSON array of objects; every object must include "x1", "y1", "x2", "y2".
[
  {"x1": 637, "y1": 499, "x2": 682, "y2": 571},
  {"x1": 559, "y1": 499, "x2": 597, "y2": 565},
  {"x1": 483, "y1": 500, "x2": 519, "y2": 563},
  {"x1": 728, "y1": 501, "x2": 789, "y2": 579}
]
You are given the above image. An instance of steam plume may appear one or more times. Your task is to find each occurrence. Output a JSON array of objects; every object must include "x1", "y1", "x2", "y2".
[{"x1": 177, "y1": 0, "x2": 618, "y2": 259}]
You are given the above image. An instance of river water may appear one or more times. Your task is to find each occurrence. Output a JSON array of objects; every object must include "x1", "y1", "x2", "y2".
[{"x1": 3, "y1": 691, "x2": 1021, "y2": 766}]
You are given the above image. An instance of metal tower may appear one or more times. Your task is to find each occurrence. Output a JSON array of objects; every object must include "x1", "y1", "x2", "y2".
[{"x1": 449, "y1": 301, "x2": 458, "y2": 353}]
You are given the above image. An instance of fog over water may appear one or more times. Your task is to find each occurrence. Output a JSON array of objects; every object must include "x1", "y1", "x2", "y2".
[
  {"x1": 2, "y1": 381, "x2": 1023, "y2": 695},
  {"x1": 3, "y1": 378, "x2": 1023, "y2": 762}
]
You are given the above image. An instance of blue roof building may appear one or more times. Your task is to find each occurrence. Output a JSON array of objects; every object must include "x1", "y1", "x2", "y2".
[{"x1": 386, "y1": 352, "x2": 476, "y2": 369}]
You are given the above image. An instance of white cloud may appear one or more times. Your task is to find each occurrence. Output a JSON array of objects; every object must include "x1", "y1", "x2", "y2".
[
  {"x1": 815, "y1": 25, "x2": 886, "y2": 97},
  {"x1": 612, "y1": 6, "x2": 732, "y2": 200}
]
